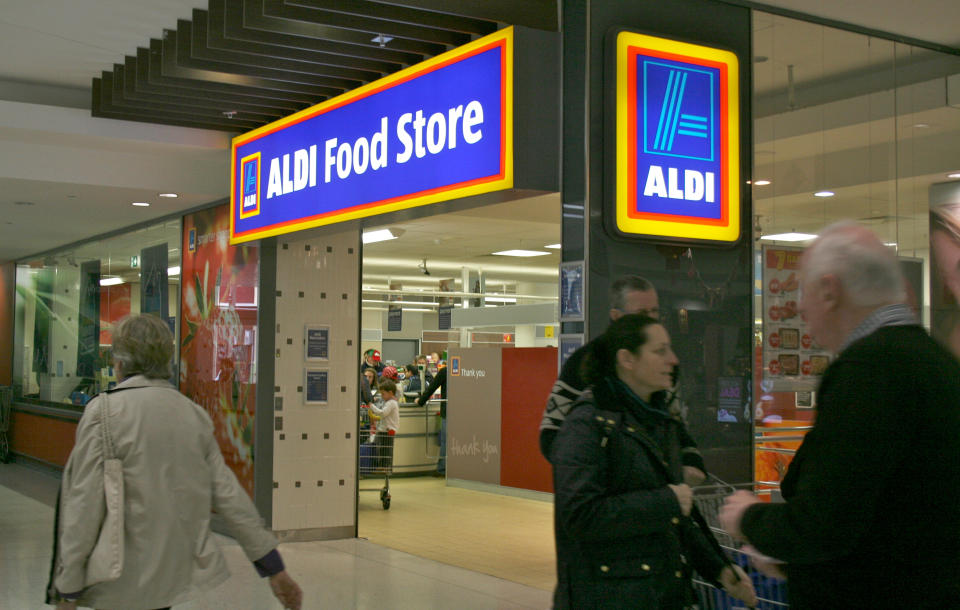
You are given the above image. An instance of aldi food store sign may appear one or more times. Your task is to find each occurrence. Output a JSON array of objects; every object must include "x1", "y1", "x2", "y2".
[
  {"x1": 231, "y1": 28, "x2": 513, "y2": 244},
  {"x1": 614, "y1": 31, "x2": 740, "y2": 243}
]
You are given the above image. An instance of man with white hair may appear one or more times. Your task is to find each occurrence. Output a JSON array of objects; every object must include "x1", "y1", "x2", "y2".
[{"x1": 720, "y1": 222, "x2": 960, "y2": 608}]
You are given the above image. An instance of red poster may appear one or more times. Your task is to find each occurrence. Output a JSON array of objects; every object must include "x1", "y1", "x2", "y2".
[
  {"x1": 179, "y1": 205, "x2": 259, "y2": 497},
  {"x1": 99, "y1": 284, "x2": 131, "y2": 344}
]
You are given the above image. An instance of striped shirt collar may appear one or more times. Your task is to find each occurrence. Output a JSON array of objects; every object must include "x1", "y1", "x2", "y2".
[{"x1": 838, "y1": 303, "x2": 918, "y2": 353}]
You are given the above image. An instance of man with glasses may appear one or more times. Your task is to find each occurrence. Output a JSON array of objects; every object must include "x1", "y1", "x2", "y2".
[{"x1": 539, "y1": 275, "x2": 706, "y2": 486}]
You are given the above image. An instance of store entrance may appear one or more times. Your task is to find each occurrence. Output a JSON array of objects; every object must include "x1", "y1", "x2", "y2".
[{"x1": 356, "y1": 194, "x2": 561, "y2": 590}]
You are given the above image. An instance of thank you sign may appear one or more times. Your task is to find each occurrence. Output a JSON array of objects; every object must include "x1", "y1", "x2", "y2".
[
  {"x1": 230, "y1": 28, "x2": 513, "y2": 244},
  {"x1": 615, "y1": 31, "x2": 739, "y2": 243}
]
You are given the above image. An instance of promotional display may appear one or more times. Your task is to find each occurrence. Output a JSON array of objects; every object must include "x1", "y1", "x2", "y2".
[
  {"x1": 230, "y1": 28, "x2": 514, "y2": 244},
  {"x1": 179, "y1": 205, "x2": 260, "y2": 497},
  {"x1": 614, "y1": 31, "x2": 740, "y2": 243},
  {"x1": 761, "y1": 245, "x2": 830, "y2": 390}
]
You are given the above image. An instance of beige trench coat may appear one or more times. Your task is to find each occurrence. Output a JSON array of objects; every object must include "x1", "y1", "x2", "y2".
[{"x1": 54, "y1": 375, "x2": 277, "y2": 609}]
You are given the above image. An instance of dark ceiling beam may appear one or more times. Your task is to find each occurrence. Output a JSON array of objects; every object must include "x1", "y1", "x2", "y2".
[
  {"x1": 195, "y1": 9, "x2": 382, "y2": 82},
  {"x1": 103, "y1": 71, "x2": 273, "y2": 126},
  {"x1": 243, "y1": 0, "x2": 429, "y2": 63},
  {"x1": 110, "y1": 67, "x2": 285, "y2": 122},
  {"x1": 223, "y1": 0, "x2": 415, "y2": 67},
  {"x1": 158, "y1": 37, "x2": 340, "y2": 97},
  {"x1": 274, "y1": 0, "x2": 471, "y2": 46},
  {"x1": 141, "y1": 46, "x2": 321, "y2": 105},
  {"x1": 213, "y1": 0, "x2": 400, "y2": 73},
  {"x1": 174, "y1": 23, "x2": 360, "y2": 90},
  {"x1": 371, "y1": 0, "x2": 558, "y2": 31},
  {"x1": 89, "y1": 0, "x2": 509, "y2": 131},
  {"x1": 286, "y1": 0, "x2": 497, "y2": 35},
  {"x1": 92, "y1": 78, "x2": 255, "y2": 132},
  {"x1": 127, "y1": 57, "x2": 309, "y2": 114}
]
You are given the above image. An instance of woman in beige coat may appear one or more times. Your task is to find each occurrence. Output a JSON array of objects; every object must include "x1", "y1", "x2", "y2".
[{"x1": 51, "y1": 315, "x2": 301, "y2": 609}]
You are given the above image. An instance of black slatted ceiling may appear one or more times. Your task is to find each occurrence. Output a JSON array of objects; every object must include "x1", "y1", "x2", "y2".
[{"x1": 91, "y1": 0, "x2": 555, "y2": 132}]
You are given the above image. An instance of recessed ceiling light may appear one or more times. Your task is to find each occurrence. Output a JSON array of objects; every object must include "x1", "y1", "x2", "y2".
[
  {"x1": 948, "y1": 172, "x2": 960, "y2": 179},
  {"x1": 167, "y1": 266, "x2": 181, "y2": 276},
  {"x1": 362, "y1": 229, "x2": 398, "y2": 244},
  {"x1": 132, "y1": 201, "x2": 150, "y2": 207},
  {"x1": 753, "y1": 180, "x2": 771, "y2": 186},
  {"x1": 913, "y1": 123, "x2": 930, "y2": 129},
  {"x1": 813, "y1": 191, "x2": 835, "y2": 198},
  {"x1": 492, "y1": 250, "x2": 551, "y2": 257},
  {"x1": 99, "y1": 277, "x2": 124, "y2": 286},
  {"x1": 760, "y1": 232, "x2": 818, "y2": 242},
  {"x1": 158, "y1": 193, "x2": 178, "y2": 198},
  {"x1": 544, "y1": 243, "x2": 562, "y2": 249}
]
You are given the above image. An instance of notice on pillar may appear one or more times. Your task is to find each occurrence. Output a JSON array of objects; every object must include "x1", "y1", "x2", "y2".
[
  {"x1": 230, "y1": 28, "x2": 514, "y2": 244},
  {"x1": 614, "y1": 31, "x2": 740, "y2": 243},
  {"x1": 446, "y1": 348, "x2": 503, "y2": 484}
]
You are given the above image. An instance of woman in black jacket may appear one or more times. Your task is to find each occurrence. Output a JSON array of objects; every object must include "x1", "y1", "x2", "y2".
[{"x1": 551, "y1": 314, "x2": 756, "y2": 609}]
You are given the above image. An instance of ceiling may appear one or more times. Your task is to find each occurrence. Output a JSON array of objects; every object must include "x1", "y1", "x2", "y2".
[
  {"x1": 1, "y1": 0, "x2": 959, "y2": 267},
  {"x1": 361, "y1": 194, "x2": 561, "y2": 290}
]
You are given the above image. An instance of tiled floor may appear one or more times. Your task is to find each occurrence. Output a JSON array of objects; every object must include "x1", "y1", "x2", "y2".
[
  {"x1": 358, "y1": 477, "x2": 556, "y2": 591},
  {"x1": 0, "y1": 463, "x2": 554, "y2": 609}
]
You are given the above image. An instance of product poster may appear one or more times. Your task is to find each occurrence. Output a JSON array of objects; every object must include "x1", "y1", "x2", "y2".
[
  {"x1": 559, "y1": 334, "x2": 584, "y2": 369},
  {"x1": 560, "y1": 261, "x2": 584, "y2": 321},
  {"x1": 76, "y1": 260, "x2": 101, "y2": 378},
  {"x1": 179, "y1": 204, "x2": 260, "y2": 497},
  {"x1": 99, "y1": 283, "x2": 131, "y2": 345},
  {"x1": 761, "y1": 245, "x2": 830, "y2": 391}
]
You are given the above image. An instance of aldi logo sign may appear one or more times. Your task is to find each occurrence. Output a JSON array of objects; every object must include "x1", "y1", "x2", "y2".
[
  {"x1": 615, "y1": 32, "x2": 740, "y2": 243},
  {"x1": 230, "y1": 28, "x2": 513, "y2": 244},
  {"x1": 239, "y1": 153, "x2": 261, "y2": 219}
]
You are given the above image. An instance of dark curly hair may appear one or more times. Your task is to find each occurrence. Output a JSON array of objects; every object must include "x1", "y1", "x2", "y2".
[{"x1": 582, "y1": 313, "x2": 661, "y2": 387}]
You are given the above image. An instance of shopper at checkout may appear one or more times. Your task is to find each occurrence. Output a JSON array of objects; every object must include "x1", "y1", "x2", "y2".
[
  {"x1": 417, "y1": 364, "x2": 447, "y2": 477},
  {"x1": 360, "y1": 348, "x2": 383, "y2": 376},
  {"x1": 366, "y1": 379, "x2": 399, "y2": 468}
]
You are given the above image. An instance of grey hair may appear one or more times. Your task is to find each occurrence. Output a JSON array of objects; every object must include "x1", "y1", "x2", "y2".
[
  {"x1": 112, "y1": 314, "x2": 175, "y2": 379},
  {"x1": 804, "y1": 221, "x2": 905, "y2": 307},
  {"x1": 609, "y1": 275, "x2": 656, "y2": 311},
  {"x1": 932, "y1": 203, "x2": 960, "y2": 243}
]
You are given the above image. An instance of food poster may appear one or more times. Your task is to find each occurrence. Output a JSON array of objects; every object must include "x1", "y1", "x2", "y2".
[
  {"x1": 179, "y1": 205, "x2": 260, "y2": 497},
  {"x1": 762, "y1": 246, "x2": 830, "y2": 390}
]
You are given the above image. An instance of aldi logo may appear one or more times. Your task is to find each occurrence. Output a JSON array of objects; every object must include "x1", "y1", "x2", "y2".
[
  {"x1": 239, "y1": 152, "x2": 261, "y2": 219},
  {"x1": 449, "y1": 356, "x2": 461, "y2": 377},
  {"x1": 643, "y1": 61, "x2": 715, "y2": 161},
  {"x1": 187, "y1": 227, "x2": 196, "y2": 253},
  {"x1": 615, "y1": 32, "x2": 740, "y2": 244}
]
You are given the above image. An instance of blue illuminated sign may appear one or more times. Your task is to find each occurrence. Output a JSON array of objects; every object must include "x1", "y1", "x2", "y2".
[
  {"x1": 231, "y1": 29, "x2": 514, "y2": 244},
  {"x1": 616, "y1": 32, "x2": 740, "y2": 243}
]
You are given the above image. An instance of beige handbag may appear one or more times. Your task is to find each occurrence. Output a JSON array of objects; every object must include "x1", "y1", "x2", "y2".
[{"x1": 84, "y1": 393, "x2": 125, "y2": 585}]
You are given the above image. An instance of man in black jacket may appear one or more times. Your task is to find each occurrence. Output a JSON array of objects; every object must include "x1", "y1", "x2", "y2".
[{"x1": 721, "y1": 222, "x2": 960, "y2": 608}]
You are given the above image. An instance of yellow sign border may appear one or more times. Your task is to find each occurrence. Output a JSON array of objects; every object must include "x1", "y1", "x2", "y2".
[
  {"x1": 616, "y1": 31, "x2": 740, "y2": 243},
  {"x1": 230, "y1": 27, "x2": 514, "y2": 245}
]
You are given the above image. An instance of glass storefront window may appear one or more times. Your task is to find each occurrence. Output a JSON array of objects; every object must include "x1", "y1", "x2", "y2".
[
  {"x1": 13, "y1": 219, "x2": 182, "y2": 408},
  {"x1": 752, "y1": 11, "x2": 960, "y2": 483}
]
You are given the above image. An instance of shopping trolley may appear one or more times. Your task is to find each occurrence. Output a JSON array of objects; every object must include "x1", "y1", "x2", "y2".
[
  {"x1": 359, "y1": 406, "x2": 395, "y2": 510},
  {"x1": 690, "y1": 477, "x2": 790, "y2": 609},
  {"x1": 0, "y1": 386, "x2": 12, "y2": 463}
]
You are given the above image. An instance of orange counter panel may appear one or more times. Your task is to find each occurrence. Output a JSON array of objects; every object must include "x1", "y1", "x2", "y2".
[{"x1": 11, "y1": 410, "x2": 77, "y2": 467}]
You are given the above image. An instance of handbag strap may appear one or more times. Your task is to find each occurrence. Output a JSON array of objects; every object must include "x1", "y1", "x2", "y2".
[{"x1": 98, "y1": 393, "x2": 115, "y2": 460}]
